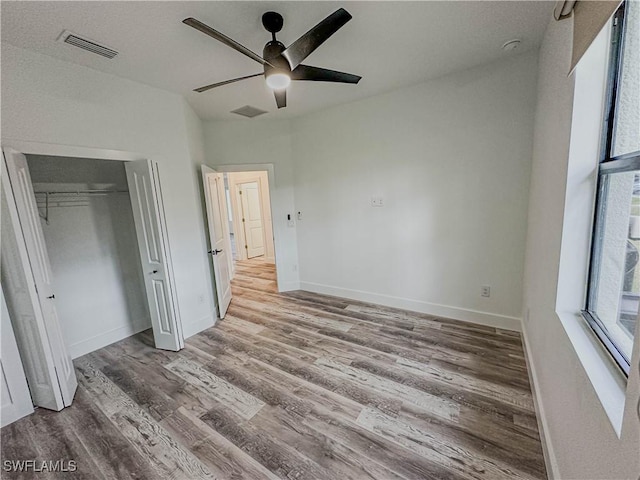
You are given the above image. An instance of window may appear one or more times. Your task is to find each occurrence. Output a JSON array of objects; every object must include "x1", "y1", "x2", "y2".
[{"x1": 585, "y1": 1, "x2": 640, "y2": 376}]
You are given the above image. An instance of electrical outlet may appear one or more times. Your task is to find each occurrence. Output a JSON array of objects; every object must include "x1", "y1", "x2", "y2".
[
  {"x1": 481, "y1": 285, "x2": 491, "y2": 298},
  {"x1": 197, "y1": 294, "x2": 205, "y2": 304},
  {"x1": 371, "y1": 196, "x2": 384, "y2": 207}
]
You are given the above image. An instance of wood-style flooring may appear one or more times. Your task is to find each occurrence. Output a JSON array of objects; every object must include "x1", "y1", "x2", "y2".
[{"x1": 1, "y1": 259, "x2": 547, "y2": 479}]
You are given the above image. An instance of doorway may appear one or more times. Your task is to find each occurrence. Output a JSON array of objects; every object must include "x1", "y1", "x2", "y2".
[
  {"x1": 201, "y1": 167, "x2": 278, "y2": 320},
  {"x1": 2, "y1": 145, "x2": 184, "y2": 412},
  {"x1": 225, "y1": 171, "x2": 276, "y2": 264}
]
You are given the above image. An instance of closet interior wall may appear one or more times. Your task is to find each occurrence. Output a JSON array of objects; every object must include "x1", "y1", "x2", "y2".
[{"x1": 26, "y1": 155, "x2": 150, "y2": 358}]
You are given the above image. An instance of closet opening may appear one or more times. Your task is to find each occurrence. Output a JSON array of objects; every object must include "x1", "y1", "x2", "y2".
[
  {"x1": 26, "y1": 155, "x2": 150, "y2": 359},
  {"x1": 2, "y1": 145, "x2": 183, "y2": 412}
]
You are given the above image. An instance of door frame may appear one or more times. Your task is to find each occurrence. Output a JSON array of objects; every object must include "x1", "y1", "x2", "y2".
[
  {"x1": 209, "y1": 164, "x2": 283, "y2": 281},
  {"x1": 1, "y1": 138, "x2": 186, "y2": 345}
]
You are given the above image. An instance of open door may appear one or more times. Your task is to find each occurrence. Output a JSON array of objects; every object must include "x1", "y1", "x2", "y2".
[
  {"x1": 1, "y1": 148, "x2": 77, "y2": 409},
  {"x1": 125, "y1": 159, "x2": 183, "y2": 351},
  {"x1": 201, "y1": 166, "x2": 232, "y2": 318},
  {"x1": 1, "y1": 286, "x2": 34, "y2": 425}
]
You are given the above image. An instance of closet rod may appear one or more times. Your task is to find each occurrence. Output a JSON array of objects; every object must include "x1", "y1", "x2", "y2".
[
  {"x1": 35, "y1": 189, "x2": 129, "y2": 225},
  {"x1": 34, "y1": 189, "x2": 129, "y2": 195}
]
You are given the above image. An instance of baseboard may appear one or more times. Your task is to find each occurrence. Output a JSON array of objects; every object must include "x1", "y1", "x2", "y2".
[
  {"x1": 182, "y1": 313, "x2": 216, "y2": 339},
  {"x1": 521, "y1": 323, "x2": 559, "y2": 479},
  {"x1": 69, "y1": 319, "x2": 151, "y2": 359},
  {"x1": 298, "y1": 281, "x2": 522, "y2": 331},
  {"x1": 278, "y1": 281, "x2": 301, "y2": 293}
]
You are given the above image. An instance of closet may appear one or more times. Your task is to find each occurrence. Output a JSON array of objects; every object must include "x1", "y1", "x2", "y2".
[
  {"x1": 27, "y1": 155, "x2": 149, "y2": 359},
  {"x1": 1, "y1": 147, "x2": 183, "y2": 413}
]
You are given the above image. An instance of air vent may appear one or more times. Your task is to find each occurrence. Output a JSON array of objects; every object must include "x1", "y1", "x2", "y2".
[
  {"x1": 231, "y1": 106, "x2": 268, "y2": 118},
  {"x1": 58, "y1": 30, "x2": 118, "y2": 59}
]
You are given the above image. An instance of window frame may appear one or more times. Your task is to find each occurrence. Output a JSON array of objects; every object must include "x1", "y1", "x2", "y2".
[{"x1": 583, "y1": 2, "x2": 639, "y2": 377}]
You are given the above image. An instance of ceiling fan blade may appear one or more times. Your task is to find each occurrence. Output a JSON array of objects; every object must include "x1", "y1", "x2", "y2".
[
  {"x1": 194, "y1": 73, "x2": 263, "y2": 93},
  {"x1": 274, "y1": 89, "x2": 286, "y2": 109},
  {"x1": 281, "y1": 8, "x2": 352, "y2": 70},
  {"x1": 183, "y1": 18, "x2": 273, "y2": 67},
  {"x1": 291, "y1": 65, "x2": 361, "y2": 84}
]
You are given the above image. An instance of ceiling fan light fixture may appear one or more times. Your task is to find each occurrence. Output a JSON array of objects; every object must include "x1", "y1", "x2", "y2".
[
  {"x1": 266, "y1": 72, "x2": 291, "y2": 90},
  {"x1": 185, "y1": 8, "x2": 361, "y2": 107}
]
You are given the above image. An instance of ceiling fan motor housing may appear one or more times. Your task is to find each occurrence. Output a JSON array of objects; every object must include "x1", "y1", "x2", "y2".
[{"x1": 263, "y1": 40, "x2": 290, "y2": 76}]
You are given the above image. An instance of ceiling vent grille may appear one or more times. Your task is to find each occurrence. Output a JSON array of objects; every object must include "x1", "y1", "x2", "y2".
[
  {"x1": 231, "y1": 106, "x2": 268, "y2": 118},
  {"x1": 58, "y1": 30, "x2": 118, "y2": 59}
]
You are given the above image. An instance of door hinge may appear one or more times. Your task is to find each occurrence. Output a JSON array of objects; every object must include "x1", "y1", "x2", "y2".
[
  {"x1": 239, "y1": 190, "x2": 242, "y2": 195},
  {"x1": 245, "y1": 245, "x2": 248, "y2": 249},
  {"x1": 242, "y1": 218, "x2": 245, "y2": 222}
]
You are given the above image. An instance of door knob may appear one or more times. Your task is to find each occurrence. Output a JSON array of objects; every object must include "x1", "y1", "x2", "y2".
[
  {"x1": 208, "y1": 249, "x2": 223, "y2": 255},
  {"x1": 47, "y1": 294, "x2": 55, "y2": 299},
  {"x1": 151, "y1": 270, "x2": 158, "y2": 274}
]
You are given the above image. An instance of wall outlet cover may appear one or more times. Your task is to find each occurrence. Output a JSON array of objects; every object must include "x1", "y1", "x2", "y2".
[{"x1": 371, "y1": 196, "x2": 384, "y2": 207}]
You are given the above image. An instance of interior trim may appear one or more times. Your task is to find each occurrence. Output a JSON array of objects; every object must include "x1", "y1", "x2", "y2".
[
  {"x1": 521, "y1": 321, "x2": 560, "y2": 480},
  {"x1": 299, "y1": 281, "x2": 522, "y2": 331}
]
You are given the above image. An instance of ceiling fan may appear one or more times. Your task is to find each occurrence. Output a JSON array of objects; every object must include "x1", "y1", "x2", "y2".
[{"x1": 183, "y1": 8, "x2": 362, "y2": 109}]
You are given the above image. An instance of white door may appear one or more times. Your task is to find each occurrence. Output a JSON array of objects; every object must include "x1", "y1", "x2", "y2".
[
  {"x1": 125, "y1": 159, "x2": 183, "y2": 351},
  {"x1": 1, "y1": 286, "x2": 34, "y2": 426},
  {"x1": 201, "y1": 166, "x2": 232, "y2": 318},
  {"x1": 2, "y1": 148, "x2": 77, "y2": 409},
  {"x1": 239, "y1": 182, "x2": 265, "y2": 259}
]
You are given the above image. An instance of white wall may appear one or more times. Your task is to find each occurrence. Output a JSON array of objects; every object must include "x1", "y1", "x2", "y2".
[
  {"x1": 522, "y1": 14, "x2": 640, "y2": 479},
  {"x1": 1, "y1": 44, "x2": 215, "y2": 338},
  {"x1": 290, "y1": 52, "x2": 538, "y2": 330},
  {"x1": 181, "y1": 97, "x2": 218, "y2": 324},
  {"x1": 27, "y1": 156, "x2": 150, "y2": 358},
  {"x1": 203, "y1": 120, "x2": 300, "y2": 291}
]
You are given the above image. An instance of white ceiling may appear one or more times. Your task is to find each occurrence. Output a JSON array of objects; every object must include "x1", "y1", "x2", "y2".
[{"x1": 1, "y1": 1, "x2": 553, "y2": 121}]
